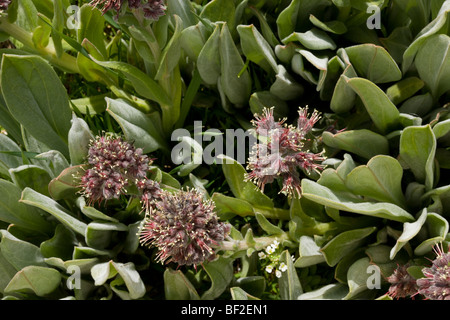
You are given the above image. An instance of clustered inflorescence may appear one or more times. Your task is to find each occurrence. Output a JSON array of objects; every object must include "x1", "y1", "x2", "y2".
[
  {"x1": 416, "y1": 244, "x2": 450, "y2": 300},
  {"x1": 139, "y1": 189, "x2": 231, "y2": 267},
  {"x1": 258, "y1": 240, "x2": 292, "y2": 279},
  {"x1": 89, "y1": 0, "x2": 166, "y2": 20},
  {"x1": 0, "y1": 0, "x2": 11, "y2": 11},
  {"x1": 80, "y1": 134, "x2": 150, "y2": 204},
  {"x1": 246, "y1": 107, "x2": 325, "y2": 197},
  {"x1": 80, "y1": 134, "x2": 230, "y2": 267},
  {"x1": 387, "y1": 244, "x2": 450, "y2": 300}
]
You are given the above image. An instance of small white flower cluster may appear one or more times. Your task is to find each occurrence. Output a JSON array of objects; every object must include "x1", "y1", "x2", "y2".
[{"x1": 258, "y1": 240, "x2": 291, "y2": 278}]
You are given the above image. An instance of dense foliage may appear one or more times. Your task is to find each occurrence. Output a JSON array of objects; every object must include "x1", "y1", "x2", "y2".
[{"x1": 0, "y1": 0, "x2": 449, "y2": 300}]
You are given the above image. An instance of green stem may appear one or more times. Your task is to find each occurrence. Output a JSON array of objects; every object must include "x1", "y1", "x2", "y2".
[{"x1": 0, "y1": 17, "x2": 80, "y2": 74}]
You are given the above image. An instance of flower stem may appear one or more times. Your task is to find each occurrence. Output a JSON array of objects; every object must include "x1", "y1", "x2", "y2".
[{"x1": 0, "y1": 17, "x2": 80, "y2": 74}]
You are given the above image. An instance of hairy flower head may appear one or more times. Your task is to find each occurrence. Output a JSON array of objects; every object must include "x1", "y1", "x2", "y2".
[
  {"x1": 417, "y1": 243, "x2": 450, "y2": 300},
  {"x1": 386, "y1": 264, "x2": 418, "y2": 299},
  {"x1": 79, "y1": 134, "x2": 151, "y2": 204},
  {"x1": 246, "y1": 107, "x2": 324, "y2": 197},
  {"x1": 90, "y1": 0, "x2": 166, "y2": 20},
  {"x1": 0, "y1": 0, "x2": 11, "y2": 11},
  {"x1": 139, "y1": 188, "x2": 231, "y2": 267}
]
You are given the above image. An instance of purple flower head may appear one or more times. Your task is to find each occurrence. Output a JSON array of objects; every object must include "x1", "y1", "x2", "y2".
[
  {"x1": 139, "y1": 188, "x2": 231, "y2": 267},
  {"x1": 386, "y1": 264, "x2": 418, "y2": 299},
  {"x1": 136, "y1": 178, "x2": 162, "y2": 212},
  {"x1": 90, "y1": 0, "x2": 124, "y2": 15},
  {"x1": 246, "y1": 107, "x2": 325, "y2": 197},
  {"x1": 0, "y1": 0, "x2": 11, "y2": 11},
  {"x1": 417, "y1": 243, "x2": 450, "y2": 300},
  {"x1": 141, "y1": 0, "x2": 166, "y2": 20},
  {"x1": 89, "y1": 0, "x2": 166, "y2": 20},
  {"x1": 79, "y1": 134, "x2": 151, "y2": 204}
]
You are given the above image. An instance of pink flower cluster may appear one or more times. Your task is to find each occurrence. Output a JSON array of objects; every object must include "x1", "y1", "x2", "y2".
[
  {"x1": 0, "y1": 0, "x2": 11, "y2": 11},
  {"x1": 246, "y1": 107, "x2": 325, "y2": 197},
  {"x1": 416, "y1": 244, "x2": 450, "y2": 300},
  {"x1": 386, "y1": 264, "x2": 417, "y2": 299},
  {"x1": 139, "y1": 189, "x2": 231, "y2": 267},
  {"x1": 90, "y1": 0, "x2": 166, "y2": 20},
  {"x1": 80, "y1": 134, "x2": 151, "y2": 204}
]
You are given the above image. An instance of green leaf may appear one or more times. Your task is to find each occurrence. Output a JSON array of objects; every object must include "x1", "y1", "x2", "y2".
[
  {"x1": 9, "y1": 165, "x2": 52, "y2": 197},
  {"x1": 200, "y1": 0, "x2": 235, "y2": 28},
  {"x1": 0, "y1": 179, "x2": 52, "y2": 234},
  {"x1": 89, "y1": 58, "x2": 172, "y2": 107},
  {"x1": 309, "y1": 14, "x2": 347, "y2": 34},
  {"x1": 219, "y1": 23, "x2": 252, "y2": 107},
  {"x1": 249, "y1": 91, "x2": 289, "y2": 119},
  {"x1": 294, "y1": 236, "x2": 326, "y2": 268},
  {"x1": 164, "y1": 268, "x2": 200, "y2": 300},
  {"x1": 219, "y1": 156, "x2": 274, "y2": 209},
  {"x1": 48, "y1": 164, "x2": 85, "y2": 201},
  {"x1": 415, "y1": 34, "x2": 450, "y2": 99},
  {"x1": 40, "y1": 224, "x2": 77, "y2": 260},
  {"x1": 1, "y1": 54, "x2": 72, "y2": 158},
  {"x1": 345, "y1": 77, "x2": 400, "y2": 134},
  {"x1": 76, "y1": 197, "x2": 118, "y2": 223},
  {"x1": 301, "y1": 179, "x2": 414, "y2": 222},
  {"x1": 106, "y1": 98, "x2": 166, "y2": 153},
  {"x1": 386, "y1": 77, "x2": 425, "y2": 105},
  {"x1": 91, "y1": 261, "x2": 145, "y2": 299},
  {"x1": 68, "y1": 114, "x2": 94, "y2": 165},
  {"x1": 345, "y1": 155, "x2": 406, "y2": 207},
  {"x1": 269, "y1": 64, "x2": 304, "y2": 101},
  {"x1": 255, "y1": 212, "x2": 284, "y2": 235},
  {"x1": 0, "y1": 230, "x2": 46, "y2": 270},
  {"x1": 211, "y1": 192, "x2": 254, "y2": 220},
  {"x1": 0, "y1": 133, "x2": 23, "y2": 178},
  {"x1": 201, "y1": 256, "x2": 234, "y2": 300},
  {"x1": 344, "y1": 257, "x2": 372, "y2": 299},
  {"x1": 155, "y1": 15, "x2": 183, "y2": 80},
  {"x1": 5, "y1": 266, "x2": 61, "y2": 297},
  {"x1": 322, "y1": 129, "x2": 389, "y2": 160},
  {"x1": 282, "y1": 28, "x2": 336, "y2": 50},
  {"x1": 321, "y1": 227, "x2": 377, "y2": 266},
  {"x1": 345, "y1": 44, "x2": 402, "y2": 83},
  {"x1": 278, "y1": 250, "x2": 303, "y2": 300},
  {"x1": 197, "y1": 24, "x2": 221, "y2": 86},
  {"x1": 0, "y1": 96, "x2": 22, "y2": 144},
  {"x1": 237, "y1": 24, "x2": 278, "y2": 73},
  {"x1": 330, "y1": 65, "x2": 358, "y2": 113},
  {"x1": 77, "y1": 4, "x2": 107, "y2": 58},
  {"x1": 402, "y1": 4, "x2": 450, "y2": 73},
  {"x1": 298, "y1": 283, "x2": 348, "y2": 300},
  {"x1": 399, "y1": 125, "x2": 437, "y2": 190},
  {"x1": 414, "y1": 212, "x2": 449, "y2": 255},
  {"x1": 85, "y1": 221, "x2": 128, "y2": 249},
  {"x1": 20, "y1": 187, "x2": 88, "y2": 236},
  {"x1": 230, "y1": 287, "x2": 260, "y2": 300},
  {"x1": 390, "y1": 209, "x2": 428, "y2": 259}
]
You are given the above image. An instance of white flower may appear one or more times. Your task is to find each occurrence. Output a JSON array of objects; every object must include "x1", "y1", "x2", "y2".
[
  {"x1": 258, "y1": 252, "x2": 267, "y2": 259},
  {"x1": 266, "y1": 245, "x2": 275, "y2": 254},
  {"x1": 275, "y1": 269, "x2": 282, "y2": 278},
  {"x1": 265, "y1": 265, "x2": 273, "y2": 273},
  {"x1": 279, "y1": 262, "x2": 288, "y2": 272},
  {"x1": 272, "y1": 240, "x2": 280, "y2": 249}
]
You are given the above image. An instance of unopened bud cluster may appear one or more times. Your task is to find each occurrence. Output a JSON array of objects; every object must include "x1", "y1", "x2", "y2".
[
  {"x1": 246, "y1": 107, "x2": 324, "y2": 197},
  {"x1": 80, "y1": 134, "x2": 151, "y2": 203},
  {"x1": 90, "y1": 0, "x2": 166, "y2": 20},
  {"x1": 139, "y1": 189, "x2": 231, "y2": 266},
  {"x1": 416, "y1": 244, "x2": 450, "y2": 300},
  {"x1": 387, "y1": 244, "x2": 450, "y2": 300},
  {"x1": 0, "y1": 0, "x2": 11, "y2": 11}
]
